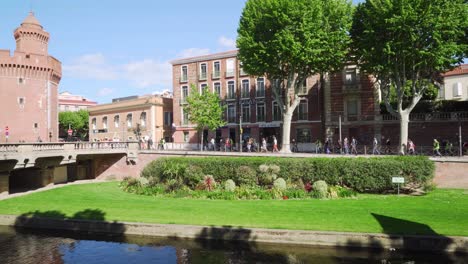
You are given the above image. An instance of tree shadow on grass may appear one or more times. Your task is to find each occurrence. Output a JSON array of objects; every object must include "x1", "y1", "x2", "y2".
[{"x1": 14, "y1": 209, "x2": 126, "y2": 235}]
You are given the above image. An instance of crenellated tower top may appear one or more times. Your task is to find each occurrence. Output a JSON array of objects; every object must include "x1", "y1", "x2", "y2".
[{"x1": 13, "y1": 12, "x2": 50, "y2": 56}]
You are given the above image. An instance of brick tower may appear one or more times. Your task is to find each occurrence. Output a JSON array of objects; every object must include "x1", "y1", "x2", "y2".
[{"x1": 0, "y1": 12, "x2": 62, "y2": 142}]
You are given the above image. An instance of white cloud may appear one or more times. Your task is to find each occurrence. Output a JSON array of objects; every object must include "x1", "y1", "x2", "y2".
[
  {"x1": 63, "y1": 53, "x2": 118, "y2": 80},
  {"x1": 218, "y1": 36, "x2": 236, "y2": 50},
  {"x1": 97, "y1": 87, "x2": 114, "y2": 97},
  {"x1": 176, "y1": 48, "x2": 211, "y2": 59},
  {"x1": 123, "y1": 60, "x2": 172, "y2": 88}
]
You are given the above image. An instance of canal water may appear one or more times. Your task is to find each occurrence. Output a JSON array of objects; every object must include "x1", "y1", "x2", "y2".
[{"x1": 0, "y1": 226, "x2": 465, "y2": 264}]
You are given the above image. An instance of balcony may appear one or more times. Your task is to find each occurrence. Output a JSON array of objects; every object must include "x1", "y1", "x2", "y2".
[
  {"x1": 381, "y1": 112, "x2": 468, "y2": 122},
  {"x1": 225, "y1": 71, "x2": 235, "y2": 78},
  {"x1": 212, "y1": 71, "x2": 221, "y2": 79},
  {"x1": 199, "y1": 72, "x2": 207, "y2": 81},
  {"x1": 179, "y1": 76, "x2": 188, "y2": 83}
]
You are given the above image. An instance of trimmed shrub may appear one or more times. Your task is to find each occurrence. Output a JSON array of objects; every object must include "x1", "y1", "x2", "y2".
[
  {"x1": 224, "y1": 179, "x2": 236, "y2": 192},
  {"x1": 273, "y1": 178, "x2": 287, "y2": 191},
  {"x1": 312, "y1": 180, "x2": 328, "y2": 199},
  {"x1": 140, "y1": 156, "x2": 434, "y2": 193}
]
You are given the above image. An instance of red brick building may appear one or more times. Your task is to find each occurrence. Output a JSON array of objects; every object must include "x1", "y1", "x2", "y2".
[{"x1": 0, "y1": 12, "x2": 61, "y2": 143}]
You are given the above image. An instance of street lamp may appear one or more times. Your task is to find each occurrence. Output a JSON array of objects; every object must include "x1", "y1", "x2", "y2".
[{"x1": 239, "y1": 115, "x2": 243, "y2": 152}]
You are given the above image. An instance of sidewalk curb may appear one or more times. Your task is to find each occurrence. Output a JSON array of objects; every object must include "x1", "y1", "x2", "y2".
[{"x1": 0, "y1": 214, "x2": 466, "y2": 253}]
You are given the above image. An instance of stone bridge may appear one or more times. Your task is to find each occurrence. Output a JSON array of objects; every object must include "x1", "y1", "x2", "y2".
[{"x1": 0, "y1": 142, "x2": 139, "y2": 195}]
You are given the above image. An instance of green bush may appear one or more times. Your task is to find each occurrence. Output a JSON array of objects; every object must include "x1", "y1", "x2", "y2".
[
  {"x1": 224, "y1": 179, "x2": 236, "y2": 192},
  {"x1": 273, "y1": 178, "x2": 287, "y2": 191},
  {"x1": 140, "y1": 156, "x2": 434, "y2": 193},
  {"x1": 312, "y1": 180, "x2": 328, "y2": 199}
]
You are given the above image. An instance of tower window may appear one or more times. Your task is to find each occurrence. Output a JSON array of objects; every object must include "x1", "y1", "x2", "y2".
[
  {"x1": 18, "y1": 78, "x2": 24, "y2": 84},
  {"x1": 26, "y1": 54, "x2": 30, "y2": 59}
]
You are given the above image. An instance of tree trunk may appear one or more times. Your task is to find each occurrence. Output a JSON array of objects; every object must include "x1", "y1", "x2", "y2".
[
  {"x1": 280, "y1": 112, "x2": 293, "y2": 153},
  {"x1": 398, "y1": 112, "x2": 409, "y2": 155},
  {"x1": 200, "y1": 130, "x2": 204, "y2": 151}
]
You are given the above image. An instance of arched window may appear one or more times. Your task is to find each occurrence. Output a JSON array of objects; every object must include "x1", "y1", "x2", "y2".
[
  {"x1": 127, "y1": 114, "x2": 133, "y2": 127},
  {"x1": 140, "y1": 112, "x2": 146, "y2": 127},
  {"x1": 102, "y1": 117, "x2": 108, "y2": 129},
  {"x1": 114, "y1": 115, "x2": 119, "y2": 128}
]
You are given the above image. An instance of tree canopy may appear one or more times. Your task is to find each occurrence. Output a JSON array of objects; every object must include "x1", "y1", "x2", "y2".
[
  {"x1": 184, "y1": 85, "x2": 226, "y2": 149},
  {"x1": 58, "y1": 110, "x2": 89, "y2": 140},
  {"x1": 237, "y1": 0, "x2": 353, "y2": 152},
  {"x1": 351, "y1": 0, "x2": 467, "y2": 152}
]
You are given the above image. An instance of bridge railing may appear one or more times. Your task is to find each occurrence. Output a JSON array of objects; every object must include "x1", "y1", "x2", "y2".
[{"x1": 0, "y1": 142, "x2": 135, "y2": 155}]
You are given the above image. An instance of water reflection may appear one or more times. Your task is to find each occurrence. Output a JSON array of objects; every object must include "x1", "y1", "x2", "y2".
[{"x1": 0, "y1": 226, "x2": 465, "y2": 264}]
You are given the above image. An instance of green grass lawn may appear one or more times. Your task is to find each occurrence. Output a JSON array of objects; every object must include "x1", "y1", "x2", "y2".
[{"x1": 0, "y1": 182, "x2": 467, "y2": 236}]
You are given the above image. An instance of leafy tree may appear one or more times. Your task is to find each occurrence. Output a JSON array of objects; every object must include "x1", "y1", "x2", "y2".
[
  {"x1": 184, "y1": 85, "x2": 226, "y2": 151},
  {"x1": 58, "y1": 109, "x2": 89, "y2": 140},
  {"x1": 351, "y1": 0, "x2": 467, "y2": 153},
  {"x1": 237, "y1": 0, "x2": 353, "y2": 152}
]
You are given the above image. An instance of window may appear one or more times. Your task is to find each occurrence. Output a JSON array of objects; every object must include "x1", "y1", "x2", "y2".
[
  {"x1": 200, "y1": 83, "x2": 208, "y2": 93},
  {"x1": 239, "y1": 63, "x2": 247, "y2": 76},
  {"x1": 182, "y1": 109, "x2": 189, "y2": 125},
  {"x1": 241, "y1": 79, "x2": 250, "y2": 98},
  {"x1": 126, "y1": 114, "x2": 133, "y2": 127},
  {"x1": 297, "y1": 100, "x2": 308, "y2": 120},
  {"x1": 347, "y1": 100, "x2": 358, "y2": 118},
  {"x1": 297, "y1": 128, "x2": 311, "y2": 143},
  {"x1": 181, "y1": 85, "x2": 188, "y2": 103},
  {"x1": 227, "y1": 104, "x2": 236, "y2": 123},
  {"x1": 226, "y1": 59, "x2": 235, "y2": 77},
  {"x1": 200, "y1": 63, "x2": 207, "y2": 80},
  {"x1": 344, "y1": 68, "x2": 357, "y2": 85},
  {"x1": 242, "y1": 104, "x2": 250, "y2": 123},
  {"x1": 183, "y1": 132, "x2": 189, "y2": 143},
  {"x1": 92, "y1": 118, "x2": 96, "y2": 130},
  {"x1": 453, "y1": 82, "x2": 463, "y2": 97},
  {"x1": 257, "y1": 103, "x2": 265, "y2": 122},
  {"x1": 180, "y1": 65, "x2": 188, "y2": 82},
  {"x1": 18, "y1": 77, "x2": 24, "y2": 84},
  {"x1": 65, "y1": 105, "x2": 69, "y2": 111},
  {"x1": 114, "y1": 115, "x2": 119, "y2": 128},
  {"x1": 140, "y1": 112, "x2": 146, "y2": 127},
  {"x1": 273, "y1": 101, "x2": 281, "y2": 121},
  {"x1": 18, "y1": 97, "x2": 25, "y2": 108},
  {"x1": 256, "y1": 78, "x2": 265, "y2": 97},
  {"x1": 102, "y1": 117, "x2": 108, "y2": 129},
  {"x1": 213, "y1": 61, "x2": 221, "y2": 78},
  {"x1": 214, "y1": 82, "x2": 221, "y2": 97},
  {"x1": 227, "y1": 81, "x2": 236, "y2": 99},
  {"x1": 34, "y1": 123, "x2": 38, "y2": 129},
  {"x1": 300, "y1": 79, "x2": 308, "y2": 95},
  {"x1": 164, "y1": 112, "x2": 173, "y2": 126}
]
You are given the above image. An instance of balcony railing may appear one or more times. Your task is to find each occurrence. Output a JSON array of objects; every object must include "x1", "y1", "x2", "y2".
[
  {"x1": 199, "y1": 72, "x2": 207, "y2": 81},
  {"x1": 381, "y1": 112, "x2": 468, "y2": 122},
  {"x1": 212, "y1": 71, "x2": 221, "y2": 79},
  {"x1": 179, "y1": 76, "x2": 188, "y2": 83},
  {"x1": 225, "y1": 71, "x2": 235, "y2": 78},
  {"x1": 226, "y1": 93, "x2": 237, "y2": 100}
]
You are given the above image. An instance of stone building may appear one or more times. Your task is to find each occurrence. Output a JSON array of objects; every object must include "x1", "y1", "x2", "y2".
[
  {"x1": 440, "y1": 64, "x2": 468, "y2": 101},
  {"x1": 0, "y1": 12, "x2": 61, "y2": 143},
  {"x1": 58, "y1": 91, "x2": 97, "y2": 112},
  {"x1": 88, "y1": 94, "x2": 173, "y2": 143}
]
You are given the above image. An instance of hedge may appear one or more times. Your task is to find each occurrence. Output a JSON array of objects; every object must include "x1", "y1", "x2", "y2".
[{"x1": 140, "y1": 156, "x2": 435, "y2": 193}]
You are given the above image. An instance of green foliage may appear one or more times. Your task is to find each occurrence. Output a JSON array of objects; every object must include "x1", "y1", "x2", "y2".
[
  {"x1": 58, "y1": 110, "x2": 89, "y2": 140},
  {"x1": 224, "y1": 179, "x2": 236, "y2": 192},
  {"x1": 237, "y1": 0, "x2": 353, "y2": 148},
  {"x1": 235, "y1": 166, "x2": 258, "y2": 186},
  {"x1": 351, "y1": 0, "x2": 467, "y2": 148},
  {"x1": 258, "y1": 164, "x2": 280, "y2": 186},
  {"x1": 184, "y1": 85, "x2": 226, "y2": 148},
  {"x1": 312, "y1": 180, "x2": 328, "y2": 199},
  {"x1": 141, "y1": 156, "x2": 435, "y2": 193},
  {"x1": 273, "y1": 178, "x2": 287, "y2": 191}
]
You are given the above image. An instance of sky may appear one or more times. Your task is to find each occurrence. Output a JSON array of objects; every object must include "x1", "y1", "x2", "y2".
[{"x1": 0, "y1": 0, "x2": 364, "y2": 104}]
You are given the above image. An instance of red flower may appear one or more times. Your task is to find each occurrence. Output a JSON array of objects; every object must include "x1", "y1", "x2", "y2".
[{"x1": 283, "y1": 195, "x2": 289, "y2": 200}]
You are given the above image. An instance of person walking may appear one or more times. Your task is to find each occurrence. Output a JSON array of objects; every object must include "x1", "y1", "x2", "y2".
[
  {"x1": 407, "y1": 139, "x2": 415, "y2": 155},
  {"x1": 291, "y1": 139, "x2": 298, "y2": 152},
  {"x1": 247, "y1": 138, "x2": 252, "y2": 152},
  {"x1": 372, "y1": 137, "x2": 380, "y2": 155},
  {"x1": 385, "y1": 138, "x2": 391, "y2": 154},
  {"x1": 272, "y1": 136, "x2": 279, "y2": 152},
  {"x1": 261, "y1": 137, "x2": 268, "y2": 152},
  {"x1": 225, "y1": 137, "x2": 231, "y2": 152},
  {"x1": 343, "y1": 137, "x2": 349, "y2": 155},
  {"x1": 315, "y1": 139, "x2": 322, "y2": 154},
  {"x1": 351, "y1": 137, "x2": 358, "y2": 155},
  {"x1": 433, "y1": 138, "x2": 442, "y2": 157}
]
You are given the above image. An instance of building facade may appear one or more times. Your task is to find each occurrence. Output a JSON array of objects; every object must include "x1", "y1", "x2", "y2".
[
  {"x1": 0, "y1": 12, "x2": 62, "y2": 143},
  {"x1": 58, "y1": 91, "x2": 97, "y2": 112},
  {"x1": 171, "y1": 50, "x2": 325, "y2": 150},
  {"x1": 440, "y1": 64, "x2": 468, "y2": 101},
  {"x1": 88, "y1": 94, "x2": 173, "y2": 143}
]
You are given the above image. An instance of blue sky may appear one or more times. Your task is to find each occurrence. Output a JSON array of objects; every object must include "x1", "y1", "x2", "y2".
[{"x1": 0, "y1": 0, "x2": 364, "y2": 103}]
